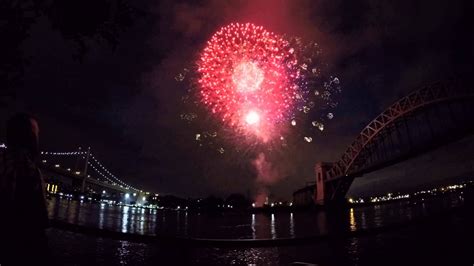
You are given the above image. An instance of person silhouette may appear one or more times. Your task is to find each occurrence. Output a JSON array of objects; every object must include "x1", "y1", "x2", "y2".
[{"x1": 0, "y1": 113, "x2": 50, "y2": 265}]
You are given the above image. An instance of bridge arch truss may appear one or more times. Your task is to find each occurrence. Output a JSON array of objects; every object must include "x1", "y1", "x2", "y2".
[{"x1": 327, "y1": 79, "x2": 474, "y2": 181}]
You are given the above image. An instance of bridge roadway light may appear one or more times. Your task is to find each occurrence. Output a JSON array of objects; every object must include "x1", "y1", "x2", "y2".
[
  {"x1": 125, "y1": 193, "x2": 130, "y2": 199},
  {"x1": 102, "y1": 190, "x2": 106, "y2": 194}
]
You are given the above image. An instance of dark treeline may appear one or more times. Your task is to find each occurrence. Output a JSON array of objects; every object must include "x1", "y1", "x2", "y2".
[
  {"x1": 148, "y1": 193, "x2": 253, "y2": 211},
  {"x1": 0, "y1": 0, "x2": 144, "y2": 106}
]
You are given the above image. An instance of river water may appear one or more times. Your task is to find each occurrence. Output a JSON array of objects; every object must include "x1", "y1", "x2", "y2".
[{"x1": 45, "y1": 192, "x2": 473, "y2": 265}]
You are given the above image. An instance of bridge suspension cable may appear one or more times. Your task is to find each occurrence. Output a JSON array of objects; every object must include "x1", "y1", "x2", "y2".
[
  {"x1": 88, "y1": 154, "x2": 140, "y2": 192},
  {"x1": 41, "y1": 151, "x2": 87, "y2": 156},
  {"x1": 86, "y1": 161, "x2": 118, "y2": 186}
]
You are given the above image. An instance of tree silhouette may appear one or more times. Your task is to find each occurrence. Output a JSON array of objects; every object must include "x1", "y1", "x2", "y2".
[{"x1": 0, "y1": 0, "x2": 144, "y2": 105}]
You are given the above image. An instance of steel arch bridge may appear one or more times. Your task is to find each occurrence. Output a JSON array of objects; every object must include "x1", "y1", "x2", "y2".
[{"x1": 310, "y1": 78, "x2": 474, "y2": 205}]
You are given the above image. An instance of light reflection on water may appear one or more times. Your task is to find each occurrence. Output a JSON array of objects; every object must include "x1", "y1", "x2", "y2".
[
  {"x1": 373, "y1": 205, "x2": 383, "y2": 227},
  {"x1": 290, "y1": 212, "x2": 295, "y2": 237},
  {"x1": 121, "y1": 206, "x2": 129, "y2": 233},
  {"x1": 270, "y1": 213, "x2": 276, "y2": 239},
  {"x1": 251, "y1": 214, "x2": 256, "y2": 239},
  {"x1": 349, "y1": 208, "x2": 356, "y2": 232},
  {"x1": 360, "y1": 209, "x2": 367, "y2": 230},
  {"x1": 47, "y1": 193, "x2": 464, "y2": 240},
  {"x1": 99, "y1": 203, "x2": 105, "y2": 229},
  {"x1": 118, "y1": 240, "x2": 130, "y2": 265}
]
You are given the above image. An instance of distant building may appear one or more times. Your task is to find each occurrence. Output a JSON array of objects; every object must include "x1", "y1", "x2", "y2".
[
  {"x1": 292, "y1": 185, "x2": 315, "y2": 206},
  {"x1": 293, "y1": 162, "x2": 334, "y2": 206}
]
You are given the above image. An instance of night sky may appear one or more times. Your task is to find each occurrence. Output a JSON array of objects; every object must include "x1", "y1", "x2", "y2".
[{"x1": 1, "y1": 0, "x2": 473, "y2": 200}]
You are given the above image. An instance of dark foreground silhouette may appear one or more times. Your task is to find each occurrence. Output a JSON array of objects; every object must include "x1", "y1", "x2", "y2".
[{"x1": 0, "y1": 113, "x2": 50, "y2": 265}]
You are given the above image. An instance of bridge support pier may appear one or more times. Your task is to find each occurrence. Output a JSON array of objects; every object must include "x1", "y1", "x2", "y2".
[
  {"x1": 315, "y1": 162, "x2": 332, "y2": 205},
  {"x1": 315, "y1": 162, "x2": 354, "y2": 206}
]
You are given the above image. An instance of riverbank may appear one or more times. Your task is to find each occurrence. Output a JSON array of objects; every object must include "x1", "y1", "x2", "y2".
[{"x1": 46, "y1": 201, "x2": 473, "y2": 265}]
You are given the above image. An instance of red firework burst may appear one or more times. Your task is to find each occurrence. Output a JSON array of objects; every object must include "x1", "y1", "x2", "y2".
[{"x1": 197, "y1": 23, "x2": 299, "y2": 141}]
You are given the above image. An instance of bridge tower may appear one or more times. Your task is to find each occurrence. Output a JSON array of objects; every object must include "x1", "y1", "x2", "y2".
[
  {"x1": 80, "y1": 147, "x2": 91, "y2": 193},
  {"x1": 315, "y1": 162, "x2": 332, "y2": 205},
  {"x1": 315, "y1": 162, "x2": 355, "y2": 205}
]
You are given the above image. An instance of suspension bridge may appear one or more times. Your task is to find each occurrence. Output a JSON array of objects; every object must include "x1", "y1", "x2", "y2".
[
  {"x1": 29, "y1": 147, "x2": 147, "y2": 202},
  {"x1": 0, "y1": 142, "x2": 151, "y2": 201}
]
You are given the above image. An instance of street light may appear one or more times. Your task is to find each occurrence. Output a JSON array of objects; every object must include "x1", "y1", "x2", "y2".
[{"x1": 125, "y1": 193, "x2": 130, "y2": 199}]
